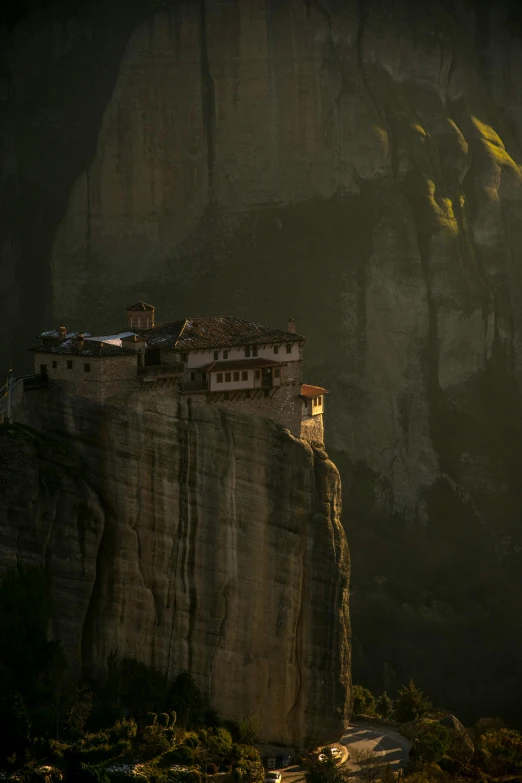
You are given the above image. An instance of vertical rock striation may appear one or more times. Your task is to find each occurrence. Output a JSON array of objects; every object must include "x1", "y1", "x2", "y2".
[
  {"x1": 1, "y1": 390, "x2": 350, "y2": 747},
  {"x1": 3, "y1": 0, "x2": 522, "y2": 717}
]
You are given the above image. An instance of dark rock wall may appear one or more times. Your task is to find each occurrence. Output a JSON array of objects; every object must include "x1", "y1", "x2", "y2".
[
  {"x1": 2, "y1": 0, "x2": 522, "y2": 719},
  {"x1": 0, "y1": 393, "x2": 350, "y2": 748}
]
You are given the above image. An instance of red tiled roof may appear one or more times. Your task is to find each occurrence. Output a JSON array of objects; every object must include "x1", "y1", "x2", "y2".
[
  {"x1": 199, "y1": 358, "x2": 287, "y2": 372},
  {"x1": 126, "y1": 301, "x2": 155, "y2": 311},
  {"x1": 145, "y1": 316, "x2": 306, "y2": 350},
  {"x1": 300, "y1": 383, "x2": 328, "y2": 397}
]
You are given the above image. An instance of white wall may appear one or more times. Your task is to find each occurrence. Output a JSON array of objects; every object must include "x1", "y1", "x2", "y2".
[
  {"x1": 302, "y1": 394, "x2": 324, "y2": 416},
  {"x1": 180, "y1": 341, "x2": 302, "y2": 369},
  {"x1": 208, "y1": 367, "x2": 283, "y2": 391}
]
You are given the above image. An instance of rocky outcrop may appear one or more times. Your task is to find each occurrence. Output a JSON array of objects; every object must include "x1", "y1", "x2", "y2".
[
  {"x1": 3, "y1": 0, "x2": 522, "y2": 718},
  {"x1": 0, "y1": 390, "x2": 350, "y2": 747}
]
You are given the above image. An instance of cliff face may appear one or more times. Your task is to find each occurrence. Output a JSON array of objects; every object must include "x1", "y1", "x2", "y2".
[
  {"x1": 0, "y1": 393, "x2": 350, "y2": 747},
  {"x1": 3, "y1": 0, "x2": 522, "y2": 718}
]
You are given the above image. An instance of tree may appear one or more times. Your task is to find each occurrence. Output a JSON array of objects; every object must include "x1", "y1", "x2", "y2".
[
  {"x1": 352, "y1": 684, "x2": 376, "y2": 716},
  {"x1": 350, "y1": 747, "x2": 386, "y2": 783},
  {"x1": 168, "y1": 671, "x2": 203, "y2": 728},
  {"x1": 394, "y1": 680, "x2": 431, "y2": 722},
  {"x1": 376, "y1": 692, "x2": 394, "y2": 721},
  {"x1": 409, "y1": 722, "x2": 451, "y2": 766},
  {"x1": 304, "y1": 750, "x2": 349, "y2": 783}
]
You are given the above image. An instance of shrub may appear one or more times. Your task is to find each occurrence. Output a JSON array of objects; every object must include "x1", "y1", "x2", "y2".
[
  {"x1": 232, "y1": 758, "x2": 264, "y2": 783},
  {"x1": 109, "y1": 720, "x2": 137, "y2": 743},
  {"x1": 78, "y1": 764, "x2": 111, "y2": 783},
  {"x1": 409, "y1": 722, "x2": 451, "y2": 766},
  {"x1": 158, "y1": 714, "x2": 170, "y2": 728},
  {"x1": 352, "y1": 685, "x2": 376, "y2": 716},
  {"x1": 479, "y1": 728, "x2": 522, "y2": 775},
  {"x1": 376, "y1": 692, "x2": 394, "y2": 721}
]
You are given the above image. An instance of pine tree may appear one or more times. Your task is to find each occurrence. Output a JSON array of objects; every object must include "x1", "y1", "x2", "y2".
[
  {"x1": 376, "y1": 691, "x2": 394, "y2": 720},
  {"x1": 352, "y1": 684, "x2": 376, "y2": 716},
  {"x1": 394, "y1": 679, "x2": 432, "y2": 722}
]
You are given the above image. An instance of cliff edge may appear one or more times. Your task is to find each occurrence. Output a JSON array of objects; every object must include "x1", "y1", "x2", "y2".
[{"x1": 0, "y1": 390, "x2": 350, "y2": 747}]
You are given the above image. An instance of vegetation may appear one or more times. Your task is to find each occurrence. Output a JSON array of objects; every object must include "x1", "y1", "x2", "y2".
[
  {"x1": 347, "y1": 680, "x2": 522, "y2": 783},
  {"x1": 4, "y1": 565, "x2": 522, "y2": 783},
  {"x1": 0, "y1": 566, "x2": 264, "y2": 783},
  {"x1": 394, "y1": 680, "x2": 431, "y2": 723},
  {"x1": 352, "y1": 684, "x2": 376, "y2": 717}
]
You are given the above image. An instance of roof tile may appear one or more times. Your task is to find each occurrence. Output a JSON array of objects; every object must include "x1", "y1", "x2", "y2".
[{"x1": 146, "y1": 317, "x2": 306, "y2": 350}]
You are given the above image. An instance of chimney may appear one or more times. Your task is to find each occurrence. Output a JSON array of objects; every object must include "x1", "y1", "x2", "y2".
[
  {"x1": 58, "y1": 326, "x2": 67, "y2": 339},
  {"x1": 77, "y1": 332, "x2": 85, "y2": 350},
  {"x1": 288, "y1": 318, "x2": 296, "y2": 334}
]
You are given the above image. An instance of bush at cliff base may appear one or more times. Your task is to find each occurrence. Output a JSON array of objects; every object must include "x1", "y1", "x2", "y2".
[
  {"x1": 478, "y1": 728, "x2": 522, "y2": 775},
  {"x1": 351, "y1": 685, "x2": 376, "y2": 717}
]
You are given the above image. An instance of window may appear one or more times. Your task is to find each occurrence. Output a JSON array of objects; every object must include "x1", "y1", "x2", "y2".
[
  {"x1": 255, "y1": 370, "x2": 260, "y2": 380},
  {"x1": 241, "y1": 371, "x2": 248, "y2": 381},
  {"x1": 224, "y1": 392, "x2": 230, "y2": 400},
  {"x1": 274, "y1": 368, "x2": 280, "y2": 378},
  {"x1": 232, "y1": 371, "x2": 239, "y2": 382},
  {"x1": 191, "y1": 372, "x2": 196, "y2": 381},
  {"x1": 252, "y1": 345, "x2": 258, "y2": 357},
  {"x1": 213, "y1": 350, "x2": 219, "y2": 361},
  {"x1": 84, "y1": 363, "x2": 91, "y2": 373},
  {"x1": 138, "y1": 317, "x2": 141, "y2": 327},
  {"x1": 286, "y1": 343, "x2": 292, "y2": 353},
  {"x1": 52, "y1": 361, "x2": 57, "y2": 369},
  {"x1": 181, "y1": 352, "x2": 188, "y2": 362},
  {"x1": 244, "y1": 346, "x2": 251, "y2": 357},
  {"x1": 217, "y1": 373, "x2": 223, "y2": 383},
  {"x1": 67, "y1": 360, "x2": 73, "y2": 369},
  {"x1": 225, "y1": 372, "x2": 231, "y2": 382},
  {"x1": 223, "y1": 349, "x2": 228, "y2": 359},
  {"x1": 273, "y1": 345, "x2": 279, "y2": 354}
]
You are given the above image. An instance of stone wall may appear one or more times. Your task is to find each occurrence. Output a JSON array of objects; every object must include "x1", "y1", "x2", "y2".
[
  {"x1": 34, "y1": 351, "x2": 138, "y2": 404},
  {"x1": 300, "y1": 414, "x2": 324, "y2": 445},
  {"x1": 187, "y1": 360, "x2": 304, "y2": 436}
]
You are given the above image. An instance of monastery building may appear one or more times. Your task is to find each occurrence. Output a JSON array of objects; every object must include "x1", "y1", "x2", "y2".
[{"x1": 23, "y1": 302, "x2": 328, "y2": 444}]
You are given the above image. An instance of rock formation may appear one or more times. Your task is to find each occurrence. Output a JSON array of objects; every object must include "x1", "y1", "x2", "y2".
[
  {"x1": 3, "y1": 0, "x2": 522, "y2": 718},
  {"x1": 0, "y1": 390, "x2": 350, "y2": 747}
]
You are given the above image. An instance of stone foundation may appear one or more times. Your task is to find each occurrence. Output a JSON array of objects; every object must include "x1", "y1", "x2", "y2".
[{"x1": 300, "y1": 414, "x2": 324, "y2": 445}]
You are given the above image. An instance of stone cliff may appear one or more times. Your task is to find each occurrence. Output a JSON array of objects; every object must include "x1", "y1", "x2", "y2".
[
  {"x1": 3, "y1": 0, "x2": 522, "y2": 718},
  {"x1": 0, "y1": 390, "x2": 350, "y2": 747}
]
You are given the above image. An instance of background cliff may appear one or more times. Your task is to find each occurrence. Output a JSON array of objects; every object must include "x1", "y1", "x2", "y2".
[
  {"x1": 2, "y1": 0, "x2": 522, "y2": 721},
  {"x1": 0, "y1": 393, "x2": 350, "y2": 747}
]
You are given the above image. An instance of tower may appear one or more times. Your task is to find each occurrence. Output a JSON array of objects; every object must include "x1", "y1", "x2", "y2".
[{"x1": 126, "y1": 301, "x2": 155, "y2": 329}]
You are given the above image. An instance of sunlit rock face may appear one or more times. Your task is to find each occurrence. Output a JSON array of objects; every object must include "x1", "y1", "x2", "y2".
[
  {"x1": 1, "y1": 392, "x2": 350, "y2": 747},
  {"x1": 3, "y1": 0, "x2": 522, "y2": 718}
]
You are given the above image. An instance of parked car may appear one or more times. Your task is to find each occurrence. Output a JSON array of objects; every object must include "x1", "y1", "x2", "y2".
[{"x1": 265, "y1": 773, "x2": 282, "y2": 783}]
